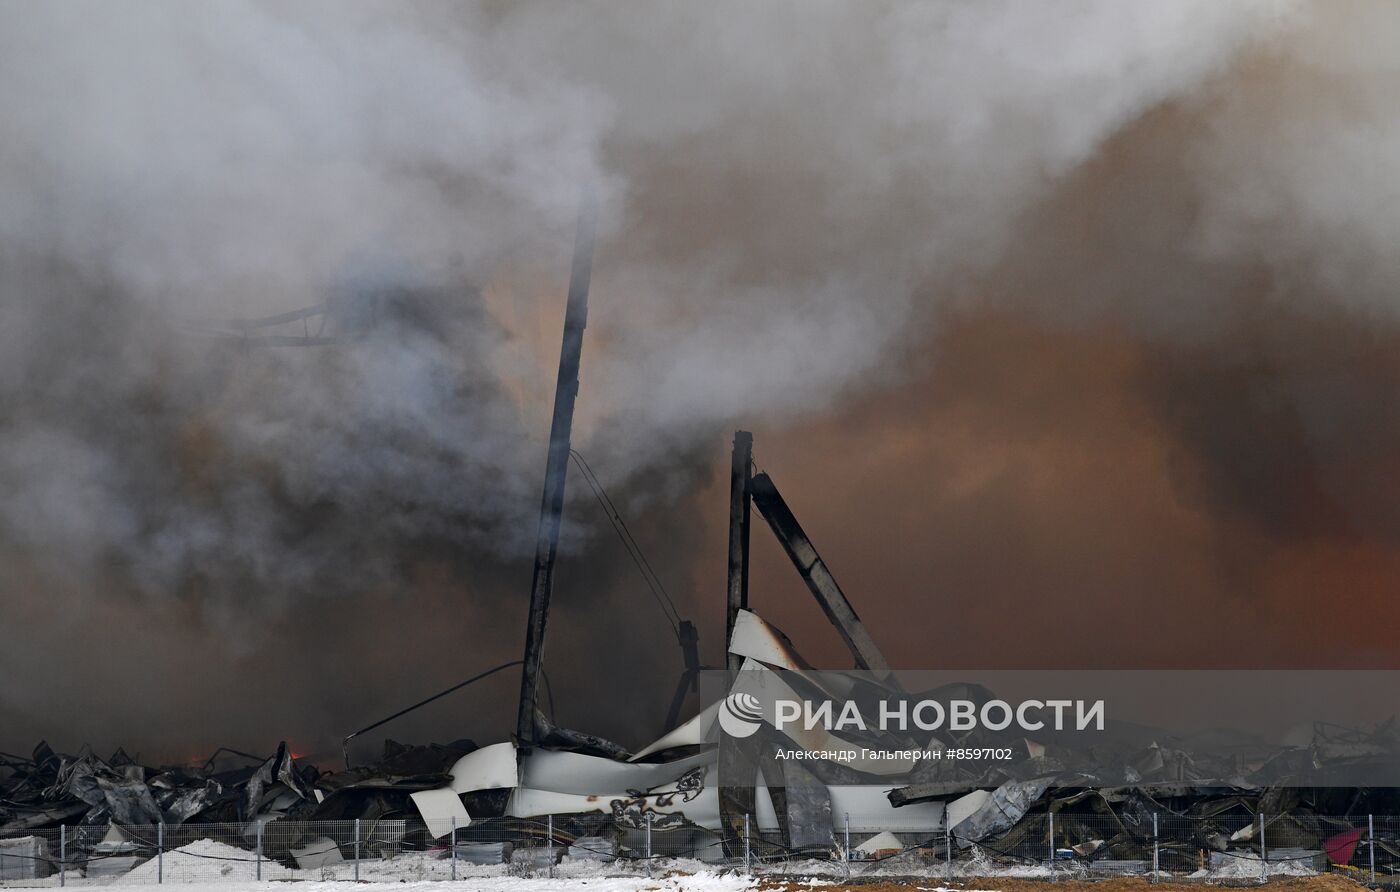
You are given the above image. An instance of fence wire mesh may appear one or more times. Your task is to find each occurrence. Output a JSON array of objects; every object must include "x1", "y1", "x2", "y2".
[{"x1": 0, "y1": 813, "x2": 1396, "y2": 885}]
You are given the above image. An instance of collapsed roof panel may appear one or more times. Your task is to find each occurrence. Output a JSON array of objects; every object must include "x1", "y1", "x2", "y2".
[
  {"x1": 628, "y1": 702, "x2": 719, "y2": 763},
  {"x1": 520, "y1": 748, "x2": 711, "y2": 795},
  {"x1": 408, "y1": 787, "x2": 470, "y2": 838},
  {"x1": 445, "y1": 743, "x2": 518, "y2": 794}
]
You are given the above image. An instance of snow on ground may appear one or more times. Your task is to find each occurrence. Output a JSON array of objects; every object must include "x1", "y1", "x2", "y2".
[
  {"x1": 116, "y1": 840, "x2": 293, "y2": 884},
  {"x1": 1188, "y1": 857, "x2": 1318, "y2": 881},
  {"x1": 0, "y1": 843, "x2": 759, "y2": 891},
  {"x1": 1, "y1": 838, "x2": 1320, "y2": 890},
  {"x1": 6, "y1": 873, "x2": 755, "y2": 892}
]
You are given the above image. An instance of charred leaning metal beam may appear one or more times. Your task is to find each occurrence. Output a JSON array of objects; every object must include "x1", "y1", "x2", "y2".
[
  {"x1": 516, "y1": 197, "x2": 598, "y2": 746},
  {"x1": 749, "y1": 471, "x2": 892, "y2": 676},
  {"x1": 725, "y1": 430, "x2": 753, "y2": 672}
]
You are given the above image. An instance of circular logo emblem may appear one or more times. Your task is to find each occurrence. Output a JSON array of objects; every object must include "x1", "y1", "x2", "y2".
[{"x1": 718, "y1": 691, "x2": 764, "y2": 739}]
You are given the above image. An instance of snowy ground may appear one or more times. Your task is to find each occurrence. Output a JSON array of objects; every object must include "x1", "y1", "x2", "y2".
[
  {"x1": 9, "y1": 877, "x2": 757, "y2": 892},
  {"x1": 0, "y1": 838, "x2": 1321, "y2": 889},
  {"x1": 1, "y1": 845, "x2": 761, "y2": 890}
]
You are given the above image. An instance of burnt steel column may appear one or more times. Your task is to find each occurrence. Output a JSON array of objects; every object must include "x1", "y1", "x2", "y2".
[
  {"x1": 725, "y1": 430, "x2": 753, "y2": 671},
  {"x1": 516, "y1": 198, "x2": 597, "y2": 745}
]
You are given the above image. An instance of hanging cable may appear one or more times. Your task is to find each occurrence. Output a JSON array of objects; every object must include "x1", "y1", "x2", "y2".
[
  {"x1": 568, "y1": 449, "x2": 683, "y2": 637},
  {"x1": 341, "y1": 659, "x2": 523, "y2": 769}
]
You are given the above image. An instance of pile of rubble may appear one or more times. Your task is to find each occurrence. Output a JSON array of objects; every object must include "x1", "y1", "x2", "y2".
[
  {"x1": 0, "y1": 738, "x2": 475, "y2": 834},
  {"x1": 9, "y1": 606, "x2": 1400, "y2": 881}
]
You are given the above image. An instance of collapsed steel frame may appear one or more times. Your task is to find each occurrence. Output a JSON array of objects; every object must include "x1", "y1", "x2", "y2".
[{"x1": 8, "y1": 203, "x2": 1400, "y2": 875}]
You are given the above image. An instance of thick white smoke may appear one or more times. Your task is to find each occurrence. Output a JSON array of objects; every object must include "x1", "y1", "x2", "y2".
[
  {"x1": 0, "y1": 0, "x2": 1294, "y2": 598},
  {"x1": 9, "y1": 0, "x2": 1400, "y2": 755}
]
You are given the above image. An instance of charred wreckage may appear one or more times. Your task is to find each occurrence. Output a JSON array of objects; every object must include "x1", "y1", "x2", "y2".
[{"x1": 5, "y1": 205, "x2": 1400, "y2": 876}]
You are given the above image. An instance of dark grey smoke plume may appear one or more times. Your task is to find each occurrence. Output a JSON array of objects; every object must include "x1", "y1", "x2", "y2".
[{"x1": 4, "y1": 0, "x2": 1399, "y2": 761}]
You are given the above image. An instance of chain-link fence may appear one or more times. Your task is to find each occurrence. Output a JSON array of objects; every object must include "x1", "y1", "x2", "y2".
[
  {"x1": 2, "y1": 812, "x2": 1397, "y2": 886},
  {"x1": 0, "y1": 820, "x2": 406, "y2": 886}
]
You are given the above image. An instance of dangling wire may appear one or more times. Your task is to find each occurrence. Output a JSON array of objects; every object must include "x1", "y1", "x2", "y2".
[{"x1": 568, "y1": 449, "x2": 683, "y2": 638}]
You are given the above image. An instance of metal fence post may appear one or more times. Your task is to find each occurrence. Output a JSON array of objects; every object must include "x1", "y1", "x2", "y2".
[
  {"x1": 59, "y1": 824, "x2": 65, "y2": 888},
  {"x1": 645, "y1": 811, "x2": 653, "y2": 878},
  {"x1": 1049, "y1": 810, "x2": 1056, "y2": 882},
  {"x1": 1152, "y1": 813, "x2": 1159, "y2": 883},
  {"x1": 256, "y1": 821, "x2": 263, "y2": 881},
  {"x1": 547, "y1": 815, "x2": 554, "y2": 879},
  {"x1": 1259, "y1": 813, "x2": 1267, "y2": 885},
  {"x1": 1370, "y1": 815, "x2": 1377, "y2": 886},
  {"x1": 744, "y1": 813, "x2": 751, "y2": 875},
  {"x1": 354, "y1": 818, "x2": 361, "y2": 882},
  {"x1": 946, "y1": 822, "x2": 953, "y2": 883},
  {"x1": 844, "y1": 812, "x2": 851, "y2": 862},
  {"x1": 158, "y1": 822, "x2": 164, "y2": 884},
  {"x1": 450, "y1": 816, "x2": 457, "y2": 881}
]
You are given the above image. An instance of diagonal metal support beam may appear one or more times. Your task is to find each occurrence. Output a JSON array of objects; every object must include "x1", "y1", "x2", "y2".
[{"x1": 749, "y1": 471, "x2": 891, "y2": 676}]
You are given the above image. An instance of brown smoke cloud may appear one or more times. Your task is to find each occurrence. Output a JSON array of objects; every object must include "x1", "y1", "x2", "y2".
[{"x1": 3, "y1": 1, "x2": 1400, "y2": 763}]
